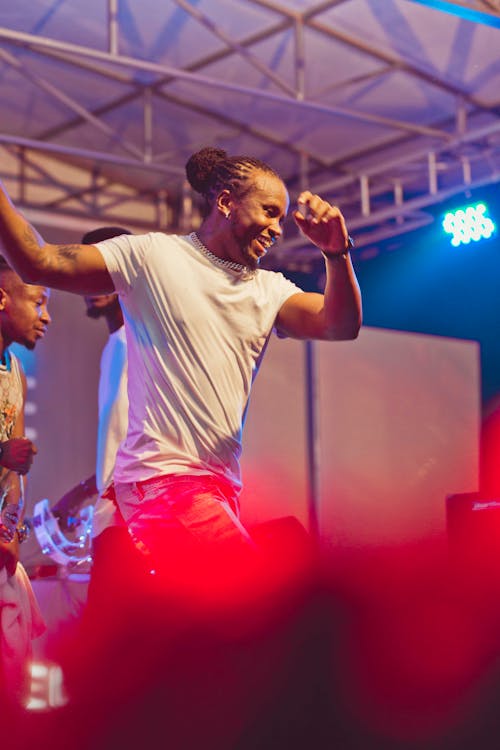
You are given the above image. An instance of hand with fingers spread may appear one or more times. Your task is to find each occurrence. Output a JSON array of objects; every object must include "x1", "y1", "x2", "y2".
[{"x1": 294, "y1": 191, "x2": 351, "y2": 257}]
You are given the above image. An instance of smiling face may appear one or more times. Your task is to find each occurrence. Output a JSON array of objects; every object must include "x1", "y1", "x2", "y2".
[
  {"x1": 0, "y1": 271, "x2": 51, "y2": 351},
  {"x1": 224, "y1": 170, "x2": 289, "y2": 269}
]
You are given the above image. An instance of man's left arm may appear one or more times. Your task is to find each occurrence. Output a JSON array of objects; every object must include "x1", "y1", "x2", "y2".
[{"x1": 276, "y1": 191, "x2": 362, "y2": 341}]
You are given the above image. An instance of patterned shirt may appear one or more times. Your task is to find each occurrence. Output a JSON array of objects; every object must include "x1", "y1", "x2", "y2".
[{"x1": 0, "y1": 351, "x2": 23, "y2": 442}]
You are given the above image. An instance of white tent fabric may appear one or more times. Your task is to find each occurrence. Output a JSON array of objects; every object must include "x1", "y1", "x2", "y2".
[{"x1": 0, "y1": 0, "x2": 499, "y2": 265}]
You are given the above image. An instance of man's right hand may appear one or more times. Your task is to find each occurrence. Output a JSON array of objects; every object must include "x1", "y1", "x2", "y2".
[
  {"x1": 51, "y1": 475, "x2": 97, "y2": 531},
  {"x1": 0, "y1": 437, "x2": 37, "y2": 475}
]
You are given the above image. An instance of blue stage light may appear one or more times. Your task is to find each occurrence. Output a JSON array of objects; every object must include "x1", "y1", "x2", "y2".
[{"x1": 442, "y1": 203, "x2": 495, "y2": 247}]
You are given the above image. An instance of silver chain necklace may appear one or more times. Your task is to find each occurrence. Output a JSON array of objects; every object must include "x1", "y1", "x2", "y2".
[{"x1": 189, "y1": 232, "x2": 252, "y2": 275}]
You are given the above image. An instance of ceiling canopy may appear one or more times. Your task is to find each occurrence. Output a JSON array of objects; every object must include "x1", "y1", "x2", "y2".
[{"x1": 1, "y1": 0, "x2": 499, "y2": 267}]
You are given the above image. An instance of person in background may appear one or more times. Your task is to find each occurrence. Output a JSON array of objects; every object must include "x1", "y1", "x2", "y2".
[
  {"x1": 0, "y1": 257, "x2": 50, "y2": 705},
  {"x1": 50, "y1": 227, "x2": 133, "y2": 612},
  {"x1": 51, "y1": 226, "x2": 131, "y2": 536}
]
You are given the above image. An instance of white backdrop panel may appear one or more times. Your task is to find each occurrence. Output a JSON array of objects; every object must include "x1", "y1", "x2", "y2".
[
  {"x1": 239, "y1": 336, "x2": 308, "y2": 530},
  {"x1": 316, "y1": 328, "x2": 480, "y2": 548},
  {"x1": 240, "y1": 328, "x2": 479, "y2": 547}
]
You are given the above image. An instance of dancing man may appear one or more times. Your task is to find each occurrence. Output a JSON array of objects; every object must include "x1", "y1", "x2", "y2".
[{"x1": 0, "y1": 147, "x2": 362, "y2": 582}]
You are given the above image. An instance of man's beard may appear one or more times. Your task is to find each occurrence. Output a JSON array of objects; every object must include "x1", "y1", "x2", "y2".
[{"x1": 86, "y1": 306, "x2": 105, "y2": 319}]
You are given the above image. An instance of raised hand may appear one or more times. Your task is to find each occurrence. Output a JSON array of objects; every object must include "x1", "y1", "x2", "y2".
[{"x1": 293, "y1": 190, "x2": 350, "y2": 256}]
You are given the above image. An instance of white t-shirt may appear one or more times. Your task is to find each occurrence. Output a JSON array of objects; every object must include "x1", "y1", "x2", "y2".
[
  {"x1": 96, "y1": 326, "x2": 128, "y2": 494},
  {"x1": 96, "y1": 232, "x2": 302, "y2": 492},
  {"x1": 91, "y1": 326, "x2": 128, "y2": 538}
]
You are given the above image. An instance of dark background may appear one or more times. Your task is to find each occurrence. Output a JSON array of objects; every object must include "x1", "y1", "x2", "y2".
[
  {"x1": 283, "y1": 182, "x2": 500, "y2": 495},
  {"x1": 285, "y1": 183, "x2": 500, "y2": 415}
]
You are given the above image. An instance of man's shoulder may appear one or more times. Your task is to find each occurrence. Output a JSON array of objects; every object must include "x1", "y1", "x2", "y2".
[
  {"x1": 1, "y1": 349, "x2": 26, "y2": 395},
  {"x1": 11, "y1": 352, "x2": 27, "y2": 383},
  {"x1": 255, "y1": 267, "x2": 302, "y2": 290},
  {"x1": 97, "y1": 230, "x2": 179, "y2": 252},
  {"x1": 4, "y1": 349, "x2": 24, "y2": 375},
  {"x1": 130, "y1": 232, "x2": 189, "y2": 255},
  {"x1": 139, "y1": 231, "x2": 184, "y2": 243}
]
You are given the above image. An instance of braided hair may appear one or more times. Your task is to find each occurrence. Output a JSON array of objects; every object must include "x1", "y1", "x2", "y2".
[{"x1": 185, "y1": 147, "x2": 281, "y2": 214}]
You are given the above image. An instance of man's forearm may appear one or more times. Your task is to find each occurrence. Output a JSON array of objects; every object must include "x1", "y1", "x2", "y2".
[
  {"x1": 0, "y1": 181, "x2": 46, "y2": 282},
  {"x1": 0, "y1": 477, "x2": 23, "y2": 544},
  {"x1": 322, "y1": 253, "x2": 362, "y2": 340},
  {"x1": 1, "y1": 180, "x2": 115, "y2": 295}
]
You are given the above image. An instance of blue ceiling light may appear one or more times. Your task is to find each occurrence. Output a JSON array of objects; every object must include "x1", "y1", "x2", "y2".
[{"x1": 442, "y1": 203, "x2": 496, "y2": 247}]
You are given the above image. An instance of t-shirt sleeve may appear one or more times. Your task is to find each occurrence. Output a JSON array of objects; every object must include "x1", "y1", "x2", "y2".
[
  {"x1": 273, "y1": 271, "x2": 304, "y2": 309},
  {"x1": 96, "y1": 233, "x2": 152, "y2": 296},
  {"x1": 268, "y1": 271, "x2": 304, "y2": 338}
]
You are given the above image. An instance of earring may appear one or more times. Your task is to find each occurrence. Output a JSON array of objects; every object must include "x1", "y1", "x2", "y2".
[{"x1": 225, "y1": 211, "x2": 231, "y2": 220}]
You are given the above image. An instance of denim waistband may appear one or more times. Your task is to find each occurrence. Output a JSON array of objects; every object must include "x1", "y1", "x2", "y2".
[{"x1": 118, "y1": 473, "x2": 240, "y2": 516}]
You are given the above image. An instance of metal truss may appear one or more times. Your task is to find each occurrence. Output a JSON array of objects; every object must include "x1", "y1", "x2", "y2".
[{"x1": 0, "y1": 0, "x2": 499, "y2": 268}]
